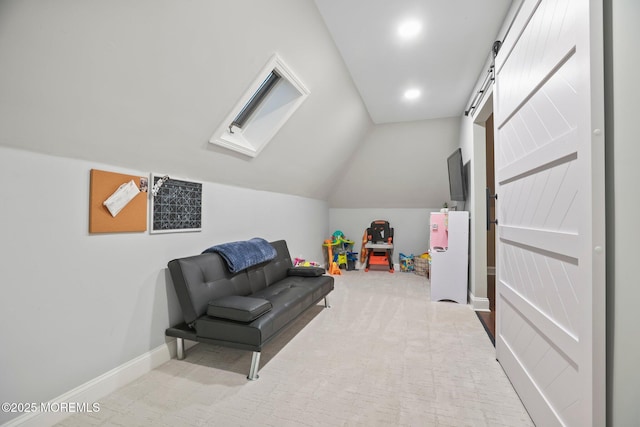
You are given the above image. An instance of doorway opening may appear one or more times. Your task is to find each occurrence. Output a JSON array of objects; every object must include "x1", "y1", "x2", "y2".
[{"x1": 476, "y1": 113, "x2": 496, "y2": 344}]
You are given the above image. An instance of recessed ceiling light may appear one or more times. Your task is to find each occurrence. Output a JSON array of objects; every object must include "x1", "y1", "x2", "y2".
[
  {"x1": 404, "y1": 88, "x2": 421, "y2": 100},
  {"x1": 398, "y1": 20, "x2": 422, "y2": 39}
]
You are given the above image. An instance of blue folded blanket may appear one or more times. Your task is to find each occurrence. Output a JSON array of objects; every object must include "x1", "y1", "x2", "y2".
[{"x1": 202, "y1": 238, "x2": 277, "y2": 273}]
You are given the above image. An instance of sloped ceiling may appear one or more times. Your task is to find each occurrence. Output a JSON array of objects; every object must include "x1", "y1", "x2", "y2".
[
  {"x1": 0, "y1": 0, "x2": 371, "y2": 201},
  {"x1": 314, "y1": 0, "x2": 512, "y2": 123},
  {"x1": 328, "y1": 117, "x2": 462, "y2": 208},
  {"x1": 0, "y1": 0, "x2": 511, "y2": 206}
]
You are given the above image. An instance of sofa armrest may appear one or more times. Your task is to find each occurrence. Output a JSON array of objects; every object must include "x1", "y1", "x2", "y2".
[
  {"x1": 207, "y1": 296, "x2": 272, "y2": 322},
  {"x1": 287, "y1": 266, "x2": 326, "y2": 277}
]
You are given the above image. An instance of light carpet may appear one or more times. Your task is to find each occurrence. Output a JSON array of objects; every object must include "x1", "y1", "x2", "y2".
[{"x1": 58, "y1": 270, "x2": 534, "y2": 426}]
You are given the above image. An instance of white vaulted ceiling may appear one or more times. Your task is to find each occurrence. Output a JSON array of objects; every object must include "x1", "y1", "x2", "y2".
[
  {"x1": 314, "y1": 0, "x2": 513, "y2": 123},
  {"x1": 0, "y1": 0, "x2": 512, "y2": 204}
]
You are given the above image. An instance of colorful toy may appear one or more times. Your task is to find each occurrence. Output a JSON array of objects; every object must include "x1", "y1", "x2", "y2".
[
  {"x1": 294, "y1": 258, "x2": 321, "y2": 267},
  {"x1": 399, "y1": 253, "x2": 415, "y2": 272},
  {"x1": 323, "y1": 231, "x2": 356, "y2": 273}
]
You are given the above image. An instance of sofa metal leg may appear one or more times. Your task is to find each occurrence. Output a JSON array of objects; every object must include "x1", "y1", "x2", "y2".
[
  {"x1": 324, "y1": 296, "x2": 331, "y2": 308},
  {"x1": 176, "y1": 338, "x2": 185, "y2": 360},
  {"x1": 247, "y1": 351, "x2": 261, "y2": 380}
]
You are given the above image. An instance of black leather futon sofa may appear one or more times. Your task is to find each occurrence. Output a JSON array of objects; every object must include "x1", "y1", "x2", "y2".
[{"x1": 166, "y1": 239, "x2": 334, "y2": 380}]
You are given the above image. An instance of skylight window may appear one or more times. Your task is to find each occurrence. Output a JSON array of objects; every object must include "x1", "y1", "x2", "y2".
[
  {"x1": 229, "y1": 70, "x2": 281, "y2": 133},
  {"x1": 210, "y1": 54, "x2": 310, "y2": 157}
]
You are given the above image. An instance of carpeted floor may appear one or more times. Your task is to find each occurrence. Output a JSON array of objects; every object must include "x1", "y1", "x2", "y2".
[{"x1": 58, "y1": 271, "x2": 533, "y2": 426}]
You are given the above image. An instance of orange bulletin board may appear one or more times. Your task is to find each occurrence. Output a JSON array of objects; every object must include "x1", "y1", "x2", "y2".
[{"x1": 89, "y1": 169, "x2": 148, "y2": 233}]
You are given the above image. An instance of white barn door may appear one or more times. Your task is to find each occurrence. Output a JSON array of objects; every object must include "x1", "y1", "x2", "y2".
[{"x1": 493, "y1": 0, "x2": 605, "y2": 426}]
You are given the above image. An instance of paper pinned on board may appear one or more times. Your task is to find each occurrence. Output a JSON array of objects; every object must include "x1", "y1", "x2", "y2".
[{"x1": 103, "y1": 180, "x2": 140, "y2": 217}]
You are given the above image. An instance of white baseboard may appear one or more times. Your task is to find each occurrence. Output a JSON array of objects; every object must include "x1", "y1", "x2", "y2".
[
  {"x1": 2, "y1": 339, "x2": 189, "y2": 427},
  {"x1": 469, "y1": 292, "x2": 490, "y2": 312}
]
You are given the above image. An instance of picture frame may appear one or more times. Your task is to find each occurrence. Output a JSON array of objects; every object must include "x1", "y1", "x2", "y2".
[{"x1": 150, "y1": 174, "x2": 202, "y2": 234}]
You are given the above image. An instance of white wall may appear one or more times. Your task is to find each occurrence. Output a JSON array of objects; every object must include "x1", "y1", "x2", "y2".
[
  {"x1": 0, "y1": 146, "x2": 328, "y2": 425},
  {"x1": 0, "y1": 0, "x2": 372, "y2": 201},
  {"x1": 606, "y1": 0, "x2": 640, "y2": 425},
  {"x1": 329, "y1": 208, "x2": 436, "y2": 266},
  {"x1": 328, "y1": 117, "x2": 461, "y2": 209}
]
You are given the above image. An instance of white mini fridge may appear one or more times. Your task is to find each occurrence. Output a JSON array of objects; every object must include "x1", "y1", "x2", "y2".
[{"x1": 429, "y1": 211, "x2": 469, "y2": 304}]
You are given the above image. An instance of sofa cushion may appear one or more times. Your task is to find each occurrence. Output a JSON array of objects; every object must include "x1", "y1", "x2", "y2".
[
  {"x1": 195, "y1": 275, "x2": 334, "y2": 349},
  {"x1": 207, "y1": 296, "x2": 272, "y2": 322},
  {"x1": 287, "y1": 266, "x2": 326, "y2": 277}
]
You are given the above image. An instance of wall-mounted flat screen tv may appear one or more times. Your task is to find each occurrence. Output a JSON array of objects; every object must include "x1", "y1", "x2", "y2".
[{"x1": 447, "y1": 148, "x2": 466, "y2": 201}]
